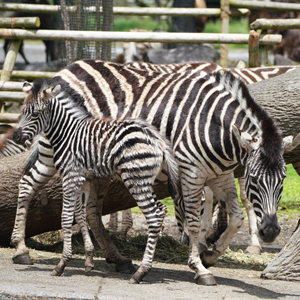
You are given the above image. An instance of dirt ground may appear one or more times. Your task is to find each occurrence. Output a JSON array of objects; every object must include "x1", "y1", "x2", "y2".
[{"x1": 1, "y1": 214, "x2": 300, "y2": 300}]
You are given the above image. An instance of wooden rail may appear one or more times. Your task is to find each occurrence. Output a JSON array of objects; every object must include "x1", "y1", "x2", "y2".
[
  {"x1": 0, "y1": 29, "x2": 282, "y2": 45},
  {"x1": 0, "y1": 3, "x2": 249, "y2": 17}
]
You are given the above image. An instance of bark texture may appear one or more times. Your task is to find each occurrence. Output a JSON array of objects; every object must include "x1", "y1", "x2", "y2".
[{"x1": 261, "y1": 221, "x2": 300, "y2": 281}]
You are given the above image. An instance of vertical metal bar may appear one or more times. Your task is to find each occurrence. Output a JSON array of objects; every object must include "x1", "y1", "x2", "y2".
[
  {"x1": 60, "y1": 0, "x2": 72, "y2": 65},
  {"x1": 220, "y1": 0, "x2": 229, "y2": 68},
  {"x1": 95, "y1": 0, "x2": 101, "y2": 60},
  {"x1": 101, "y1": 0, "x2": 113, "y2": 61},
  {"x1": 0, "y1": 39, "x2": 21, "y2": 112}
]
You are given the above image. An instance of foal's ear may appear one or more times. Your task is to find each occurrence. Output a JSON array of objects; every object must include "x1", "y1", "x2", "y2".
[
  {"x1": 283, "y1": 133, "x2": 300, "y2": 152},
  {"x1": 22, "y1": 82, "x2": 32, "y2": 93},
  {"x1": 41, "y1": 85, "x2": 61, "y2": 102},
  {"x1": 232, "y1": 125, "x2": 260, "y2": 153}
]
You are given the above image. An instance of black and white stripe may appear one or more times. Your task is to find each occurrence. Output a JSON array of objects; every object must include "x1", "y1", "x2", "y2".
[
  {"x1": 10, "y1": 60, "x2": 300, "y2": 285},
  {"x1": 13, "y1": 80, "x2": 179, "y2": 283}
]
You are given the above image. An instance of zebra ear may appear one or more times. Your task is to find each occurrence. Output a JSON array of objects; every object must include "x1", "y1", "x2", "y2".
[
  {"x1": 22, "y1": 82, "x2": 32, "y2": 93},
  {"x1": 232, "y1": 125, "x2": 259, "y2": 153},
  {"x1": 41, "y1": 85, "x2": 61, "y2": 102},
  {"x1": 283, "y1": 133, "x2": 300, "y2": 152}
]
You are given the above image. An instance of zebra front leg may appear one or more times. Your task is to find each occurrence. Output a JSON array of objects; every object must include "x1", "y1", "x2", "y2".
[
  {"x1": 11, "y1": 140, "x2": 56, "y2": 265},
  {"x1": 86, "y1": 177, "x2": 136, "y2": 274},
  {"x1": 107, "y1": 212, "x2": 118, "y2": 231},
  {"x1": 179, "y1": 170, "x2": 217, "y2": 286},
  {"x1": 74, "y1": 178, "x2": 95, "y2": 273},
  {"x1": 198, "y1": 187, "x2": 214, "y2": 252},
  {"x1": 200, "y1": 174, "x2": 244, "y2": 268},
  {"x1": 238, "y1": 177, "x2": 261, "y2": 255}
]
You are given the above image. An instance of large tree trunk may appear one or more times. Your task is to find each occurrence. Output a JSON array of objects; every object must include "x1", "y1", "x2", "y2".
[
  {"x1": 261, "y1": 220, "x2": 300, "y2": 281},
  {"x1": 1, "y1": 68, "x2": 300, "y2": 248}
]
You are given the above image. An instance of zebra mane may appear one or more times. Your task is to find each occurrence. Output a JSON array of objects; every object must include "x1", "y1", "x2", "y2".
[
  {"x1": 30, "y1": 78, "x2": 92, "y2": 120},
  {"x1": 213, "y1": 69, "x2": 283, "y2": 164}
]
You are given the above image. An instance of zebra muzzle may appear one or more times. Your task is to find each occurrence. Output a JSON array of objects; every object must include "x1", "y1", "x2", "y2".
[{"x1": 12, "y1": 127, "x2": 26, "y2": 145}]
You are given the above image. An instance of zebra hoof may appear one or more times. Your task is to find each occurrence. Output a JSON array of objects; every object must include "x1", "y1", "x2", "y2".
[
  {"x1": 115, "y1": 260, "x2": 136, "y2": 274},
  {"x1": 129, "y1": 272, "x2": 142, "y2": 284},
  {"x1": 12, "y1": 253, "x2": 33, "y2": 265},
  {"x1": 245, "y1": 245, "x2": 261, "y2": 255},
  {"x1": 85, "y1": 265, "x2": 94, "y2": 273},
  {"x1": 51, "y1": 267, "x2": 63, "y2": 276},
  {"x1": 195, "y1": 273, "x2": 217, "y2": 286},
  {"x1": 200, "y1": 250, "x2": 217, "y2": 268}
]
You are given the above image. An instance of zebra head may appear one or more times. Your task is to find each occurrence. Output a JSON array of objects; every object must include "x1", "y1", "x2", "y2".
[
  {"x1": 233, "y1": 125, "x2": 300, "y2": 243},
  {"x1": 13, "y1": 81, "x2": 61, "y2": 145}
]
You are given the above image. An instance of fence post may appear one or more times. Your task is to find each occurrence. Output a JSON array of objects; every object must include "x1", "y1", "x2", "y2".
[
  {"x1": 220, "y1": 0, "x2": 229, "y2": 68},
  {"x1": 0, "y1": 40, "x2": 21, "y2": 112}
]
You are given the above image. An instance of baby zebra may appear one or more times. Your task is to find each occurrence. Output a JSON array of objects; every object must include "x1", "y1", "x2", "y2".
[{"x1": 13, "y1": 80, "x2": 180, "y2": 283}]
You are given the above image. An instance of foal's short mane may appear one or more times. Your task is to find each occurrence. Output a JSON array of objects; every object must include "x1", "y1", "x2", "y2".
[{"x1": 213, "y1": 70, "x2": 283, "y2": 164}]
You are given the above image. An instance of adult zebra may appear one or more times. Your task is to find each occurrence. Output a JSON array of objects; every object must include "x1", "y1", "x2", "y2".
[
  {"x1": 10, "y1": 60, "x2": 300, "y2": 285},
  {"x1": 13, "y1": 80, "x2": 179, "y2": 282},
  {"x1": 109, "y1": 61, "x2": 299, "y2": 252}
]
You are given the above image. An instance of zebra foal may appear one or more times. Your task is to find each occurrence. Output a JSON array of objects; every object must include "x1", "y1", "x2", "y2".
[{"x1": 13, "y1": 80, "x2": 180, "y2": 283}]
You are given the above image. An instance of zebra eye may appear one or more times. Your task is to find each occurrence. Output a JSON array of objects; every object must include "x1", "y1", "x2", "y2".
[
  {"x1": 251, "y1": 176, "x2": 258, "y2": 185},
  {"x1": 32, "y1": 111, "x2": 40, "y2": 118}
]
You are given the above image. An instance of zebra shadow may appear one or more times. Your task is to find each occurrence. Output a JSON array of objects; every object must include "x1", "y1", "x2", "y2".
[{"x1": 19, "y1": 258, "x2": 298, "y2": 299}]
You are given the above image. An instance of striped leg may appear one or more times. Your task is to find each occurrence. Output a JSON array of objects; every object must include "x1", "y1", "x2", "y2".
[
  {"x1": 238, "y1": 177, "x2": 261, "y2": 255},
  {"x1": 86, "y1": 177, "x2": 136, "y2": 274},
  {"x1": 198, "y1": 187, "x2": 214, "y2": 252},
  {"x1": 123, "y1": 178, "x2": 166, "y2": 284},
  {"x1": 74, "y1": 179, "x2": 95, "y2": 273},
  {"x1": 52, "y1": 173, "x2": 85, "y2": 276},
  {"x1": 117, "y1": 209, "x2": 133, "y2": 237},
  {"x1": 107, "y1": 212, "x2": 118, "y2": 231},
  {"x1": 11, "y1": 138, "x2": 56, "y2": 264},
  {"x1": 201, "y1": 174, "x2": 244, "y2": 267},
  {"x1": 180, "y1": 171, "x2": 216, "y2": 285}
]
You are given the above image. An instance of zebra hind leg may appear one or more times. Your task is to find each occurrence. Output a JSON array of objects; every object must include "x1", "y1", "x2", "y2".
[
  {"x1": 74, "y1": 179, "x2": 95, "y2": 273},
  {"x1": 126, "y1": 185, "x2": 166, "y2": 284}
]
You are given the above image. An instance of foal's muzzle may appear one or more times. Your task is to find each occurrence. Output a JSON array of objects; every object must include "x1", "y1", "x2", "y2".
[{"x1": 12, "y1": 127, "x2": 28, "y2": 145}]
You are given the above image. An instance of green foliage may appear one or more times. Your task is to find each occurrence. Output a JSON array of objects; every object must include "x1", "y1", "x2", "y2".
[{"x1": 114, "y1": 16, "x2": 169, "y2": 32}]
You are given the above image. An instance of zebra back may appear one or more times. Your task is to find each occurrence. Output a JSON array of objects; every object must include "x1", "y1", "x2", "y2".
[{"x1": 127, "y1": 61, "x2": 297, "y2": 85}]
